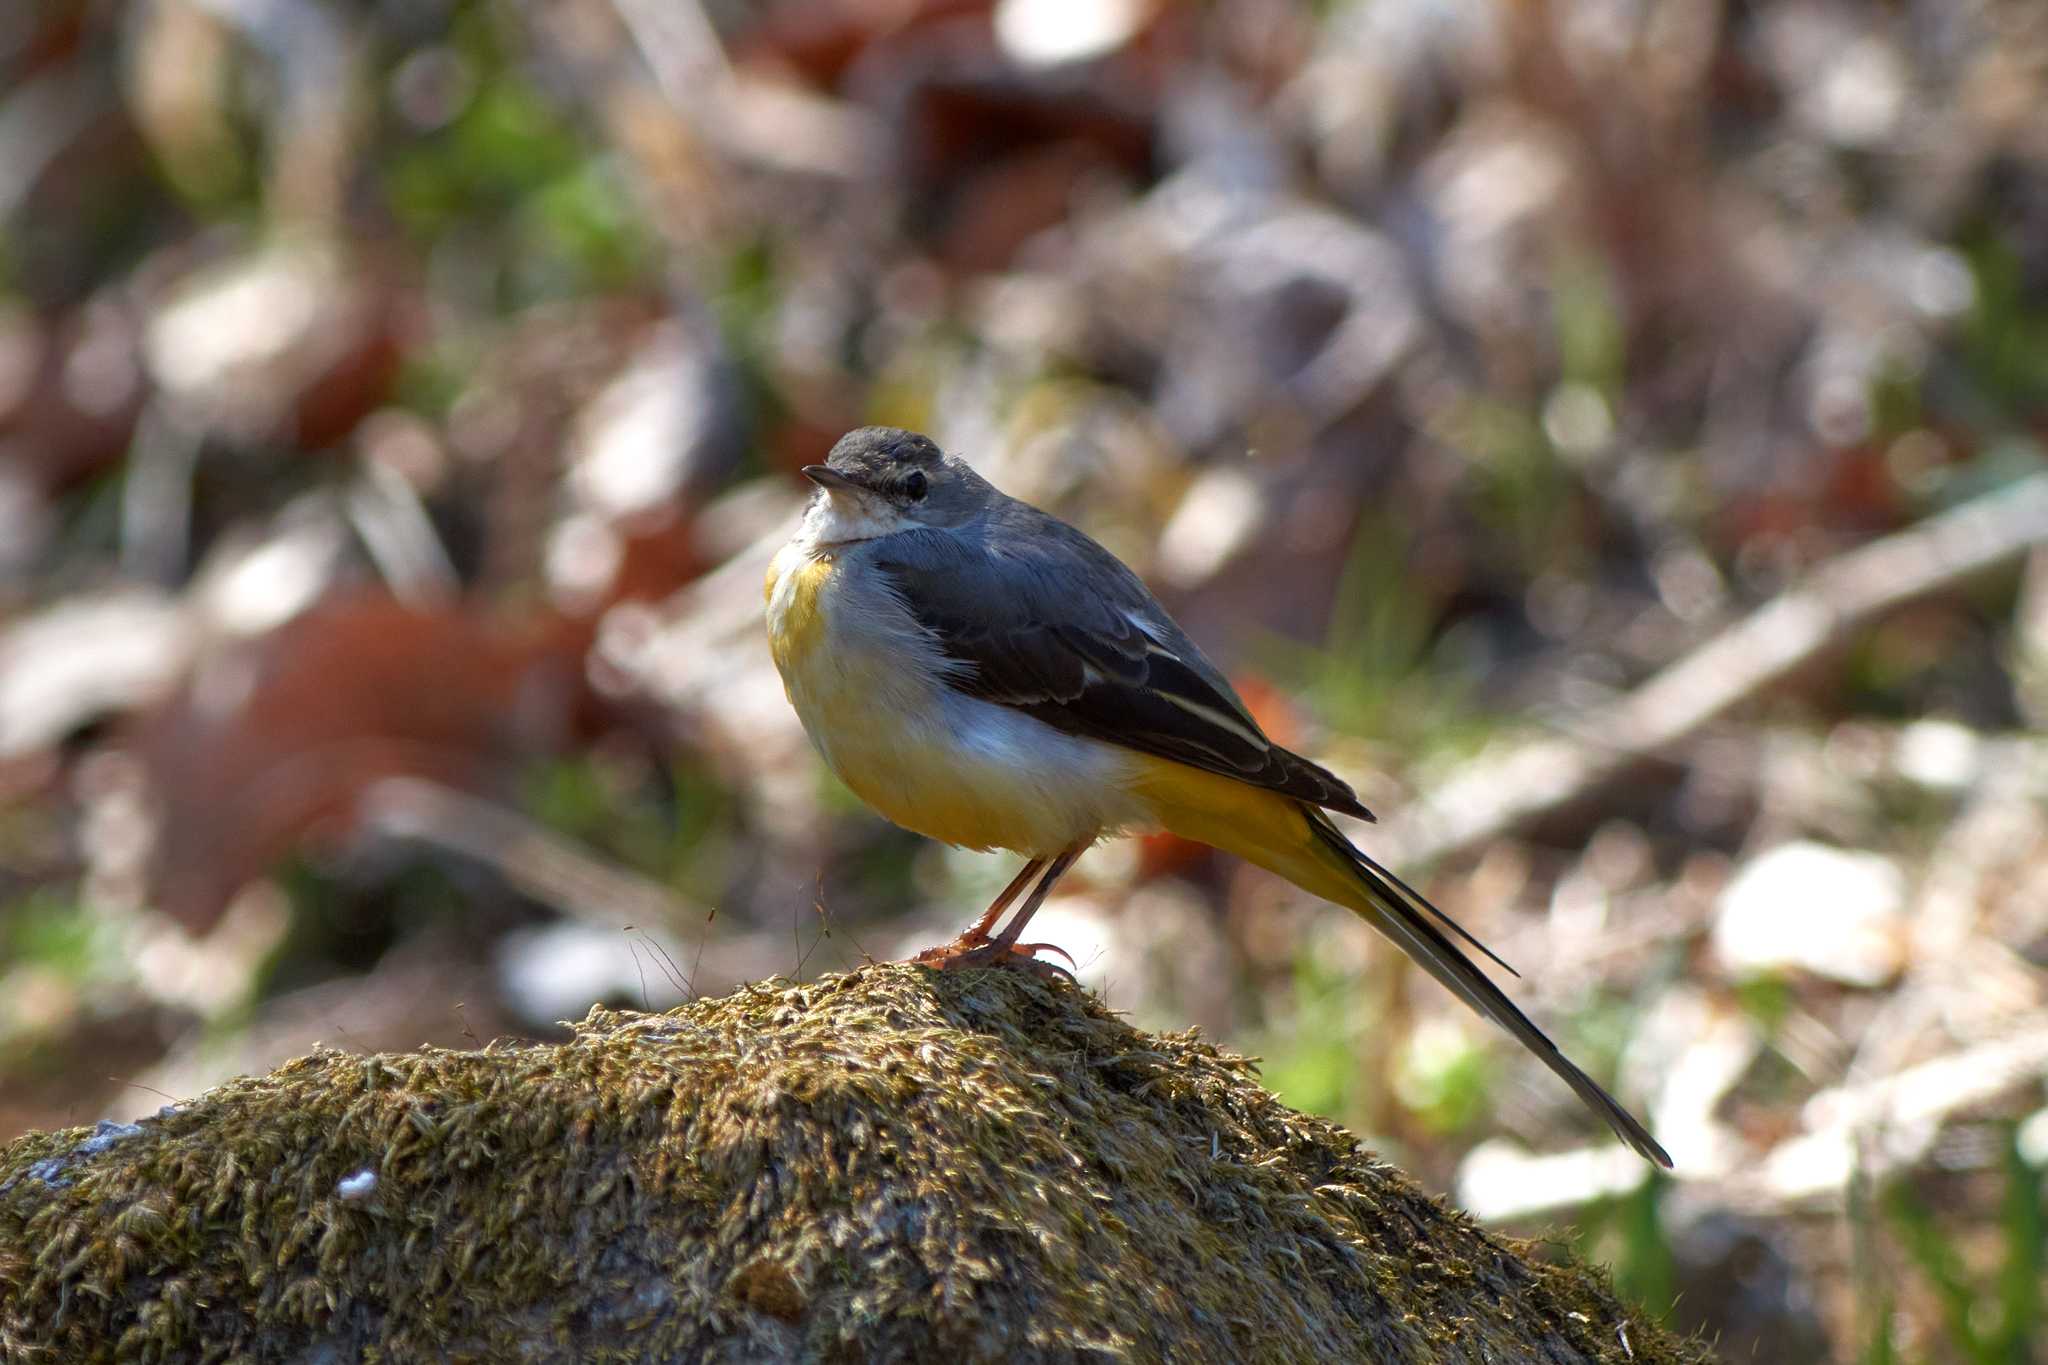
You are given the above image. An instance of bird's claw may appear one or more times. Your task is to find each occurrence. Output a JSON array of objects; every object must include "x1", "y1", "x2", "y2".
[{"x1": 911, "y1": 933, "x2": 1077, "y2": 984}]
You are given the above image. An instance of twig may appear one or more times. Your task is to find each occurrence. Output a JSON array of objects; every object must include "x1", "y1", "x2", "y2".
[
  {"x1": 1753, "y1": 1027, "x2": 2048, "y2": 1205},
  {"x1": 1389, "y1": 473, "x2": 2048, "y2": 866},
  {"x1": 346, "y1": 462, "x2": 460, "y2": 605},
  {"x1": 1460, "y1": 1026, "x2": 2048, "y2": 1220},
  {"x1": 357, "y1": 776, "x2": 707, "y2": 933},
  {"x1": 606, "y1": 0, "x2": 880, "y2": 180},
  {"x1": 0, "y1": 63, "x2": 107, "y2": 224},
  {"x1": 120, "y1": 402, "x2": 203, "y2": 585},
  {"x1": 605, "y1": 0, "x2": 731, "y2": 111}
]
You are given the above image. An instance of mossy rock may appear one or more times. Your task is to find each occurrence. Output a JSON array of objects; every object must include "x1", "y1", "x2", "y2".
[{"x1": 0, "y1": 963, "x2": 1708, "y2": 1363}]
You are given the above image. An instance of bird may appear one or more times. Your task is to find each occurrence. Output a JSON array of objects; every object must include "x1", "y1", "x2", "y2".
[{"x1": 764, "y1": 425, "x2": 1671, "y2": 1167}]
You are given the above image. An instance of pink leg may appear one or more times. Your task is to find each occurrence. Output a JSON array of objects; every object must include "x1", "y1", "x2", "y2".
[
  {"x1": 959, "y1": 858, "x2": 1046, "y2": 941},
  {"x1": 912, "y1": 846, "x2": 1085, "y2": 981}
]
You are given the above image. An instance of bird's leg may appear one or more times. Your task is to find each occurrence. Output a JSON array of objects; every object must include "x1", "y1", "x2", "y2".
[
  {"x1": 912, "y1": 846, "x2": 1085, "y2": 980},
  {"x1": 911, "y1": 858, "x2": 1048, "y2": 968},
  {"x1": 959, "y1": 857, "x2": 1046, "y2": 942},
  {"x1": 989, "y1": 846, "x2": 1081, "y2": 950}
]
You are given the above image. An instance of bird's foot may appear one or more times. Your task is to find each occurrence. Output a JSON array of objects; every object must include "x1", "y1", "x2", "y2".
[{"x1": 910, "y1": 933, "x2": 1077, "y2": 984}]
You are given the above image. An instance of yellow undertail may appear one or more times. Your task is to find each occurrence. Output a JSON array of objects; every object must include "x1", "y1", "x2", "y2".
[{"x1": 1128, "y1": 757, "x2": 1366, "y2": 908}]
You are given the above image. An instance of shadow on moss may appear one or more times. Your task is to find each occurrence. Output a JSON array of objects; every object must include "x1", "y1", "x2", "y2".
[{"x1": 0, "y1": 964, "x2": 1711, "y2": 1363}]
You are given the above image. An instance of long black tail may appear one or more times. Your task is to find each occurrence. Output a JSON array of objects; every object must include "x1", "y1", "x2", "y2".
[{"x1": 1304, "y1": 811, "x2": 1671, "y2": 1167}]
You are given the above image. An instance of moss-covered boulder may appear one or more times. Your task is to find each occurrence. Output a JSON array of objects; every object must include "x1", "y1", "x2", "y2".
[{"x1": 1, "y1": 964, "x2": 1707, "y2": 1363}]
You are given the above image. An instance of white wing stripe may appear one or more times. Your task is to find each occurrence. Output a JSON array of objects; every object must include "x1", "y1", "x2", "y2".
[{"x1": 1155, "y1": 690, "x2": 1271, "y2": 752}]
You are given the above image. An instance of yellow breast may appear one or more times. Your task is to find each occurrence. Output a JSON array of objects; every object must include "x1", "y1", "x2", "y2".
[
  {"x1": 766, "y1": 543, "x2": 902, "y2": 755},
  {"x1": 764, "y1": 549, "x2": 836, "y2": 680}
]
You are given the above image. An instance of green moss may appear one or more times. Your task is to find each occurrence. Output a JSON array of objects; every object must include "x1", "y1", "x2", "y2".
[{"x1": 1, "y1": 965, "x2": 1711, "y2": 1363}]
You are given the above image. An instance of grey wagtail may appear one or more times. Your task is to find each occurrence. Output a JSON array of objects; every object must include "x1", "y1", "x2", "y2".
[{"x1": 765, "y1": 426, "x2": 1670, "y2": 1166}]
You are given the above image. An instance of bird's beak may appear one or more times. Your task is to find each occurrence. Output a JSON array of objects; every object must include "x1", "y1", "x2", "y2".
[{"x1": 802, "y1": 465, "x2": 861, "y2": 493}]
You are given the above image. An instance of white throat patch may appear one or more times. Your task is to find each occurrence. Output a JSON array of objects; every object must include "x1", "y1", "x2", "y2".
[{"x1": 803, "y1": 488, "x2": 915, "y2": 546}]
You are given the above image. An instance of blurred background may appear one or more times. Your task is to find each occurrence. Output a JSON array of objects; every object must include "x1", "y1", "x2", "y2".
[{"x1": 2, "y1": 0, "x2": 2046, "y2": 1358}]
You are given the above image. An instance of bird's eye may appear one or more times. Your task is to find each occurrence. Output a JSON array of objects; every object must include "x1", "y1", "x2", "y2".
[{"x1": 902, "y1": 470, "x2": 928, "y2": 501}]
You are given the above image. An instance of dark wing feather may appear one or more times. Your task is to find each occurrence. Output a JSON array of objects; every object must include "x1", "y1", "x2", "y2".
[{"x1": 870, "y1": 524, "x2": 1375, "y2": 822}]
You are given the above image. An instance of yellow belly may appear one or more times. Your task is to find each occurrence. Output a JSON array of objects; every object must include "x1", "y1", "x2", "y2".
[
  {"x1": 765, "y1": 545, "x2": 1140, "y2": 854},
  {"x1": 835, "y1": 736, "x2": 1077, "y2": 851}
]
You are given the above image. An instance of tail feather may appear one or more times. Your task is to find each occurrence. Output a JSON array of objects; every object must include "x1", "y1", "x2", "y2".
[
  {"x1": 1310, "y1": 816, "x2": 1519, "y2": 977},
  {"x1": 1134, "y1": 755, "x2": 1670, "y2": 1167},
  {"x1": 1302, "y1": 812, "x2": 1671, "y2": 1168}
]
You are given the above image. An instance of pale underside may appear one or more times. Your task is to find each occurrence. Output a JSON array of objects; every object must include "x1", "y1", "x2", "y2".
[{"x1": 767, "y1": 538, "x2": 1151, "y2": 855}]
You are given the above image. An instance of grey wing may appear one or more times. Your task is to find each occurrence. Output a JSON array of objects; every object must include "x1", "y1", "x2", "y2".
[{"x1": 868, "y1": 519, "x2": 1376, "y2": 822}]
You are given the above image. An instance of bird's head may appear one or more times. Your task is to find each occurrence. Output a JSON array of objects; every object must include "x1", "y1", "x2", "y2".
[{"x1": 800, "y1": 427, "x2": 987, "y2": 542}]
